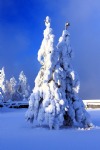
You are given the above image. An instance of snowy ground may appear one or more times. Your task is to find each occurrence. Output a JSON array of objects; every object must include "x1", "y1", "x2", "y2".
[{"x1": 0, "y1": 108, "x2": 100, "y2": 150}]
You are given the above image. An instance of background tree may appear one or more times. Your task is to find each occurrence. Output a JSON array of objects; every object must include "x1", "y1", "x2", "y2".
[
  {"x1": 0, "y1": 88, "x2": 4, "y2": 103},
  {"x1": 18, "y1": 71, "x2": 30, "y2": 101},
  {"x1": 10, "y1": 77, "x2": 18, "y2": 101},
  {"x1": 4, "y1": 80, "x2": 12, "y2": 101},
  {"x1": 0, "y1": 67, "x2": 5, "y2": 93}
]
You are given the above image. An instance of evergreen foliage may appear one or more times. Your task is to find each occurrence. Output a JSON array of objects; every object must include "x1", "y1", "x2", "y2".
[{"x1": 26, "y1": 16, "x2": 93, "y2": 129}]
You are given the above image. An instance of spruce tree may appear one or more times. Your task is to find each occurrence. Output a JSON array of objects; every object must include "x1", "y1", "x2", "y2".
[
  {"x1": 0, "y1": 68, "x2": 5, "y2": 102},
  {"x1": 0, "y1": 67, "x2": 5, "y2": 93},
  {"x1": 0, "y1": 88, "x2": 4, "y2": 103},
  {"x1": 56, "y1": 23, "x2": 92, "y2": 128},
  {"x1": 10, "y1": 77, "x2": 17, "y2": 101},
  {"x1": 26, "y1": 16, "x2": 93, "y2": 129},
  {"x1": 18, "y1": 71, "x2": 30, "y2": 100}
]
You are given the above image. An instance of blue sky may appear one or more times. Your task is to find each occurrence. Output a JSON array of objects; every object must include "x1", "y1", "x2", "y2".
[{"x1": 0, "y1": 0, "x2": 100, "y2": 99}]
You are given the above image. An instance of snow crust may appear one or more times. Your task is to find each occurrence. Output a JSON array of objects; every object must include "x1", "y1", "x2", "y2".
[{"x1": 0, "y1": 108, "x2": 100, "y2": 150}]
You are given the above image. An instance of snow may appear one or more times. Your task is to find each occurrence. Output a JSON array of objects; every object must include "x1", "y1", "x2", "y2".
[{"x1": 0, "y1": 108, "x2": 100, "y2": 150}]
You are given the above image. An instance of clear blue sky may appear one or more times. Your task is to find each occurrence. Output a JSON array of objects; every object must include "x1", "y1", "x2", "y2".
[{"x1": 0, "y1": 0, "x2": 100, "y2": 99}]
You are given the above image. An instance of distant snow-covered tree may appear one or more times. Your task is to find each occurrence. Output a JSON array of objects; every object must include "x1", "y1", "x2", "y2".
[
  {"x1": 3, "y1": 77, "x2": 18, "y2": 101},
  {"x1": 0, "y1": 88, "x2": 4, "y2": 103},
  {"x1": 18, "y1": 71, "x2": 30, "y2": 101},
  {"x1": 4, "y1": 80, "x2": 12, "y2": 101},
  {"x1": 10, "y1": 77, "x2": 17, "y2": 93},
  {"x1": 9, "y1": 77, "x2": 18, "y2": 101},
  {"x1": 26, "y1": 16, "x2": 93, "y2": 129},
  {"x1": 0, "y1": 67, "x2": 5, "y2": 93},
  {"x1": 0, "y1": 67, "x2": 5, "y2": 102},
  {"x1": 0, "y1": 68, "x2": 31, "y2": 102}
]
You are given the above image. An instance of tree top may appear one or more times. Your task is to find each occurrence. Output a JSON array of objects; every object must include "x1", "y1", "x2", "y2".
[
  {"x1": 65, "y1": 22, "x2": 70, "y2": 30},
  {"x1": 44, "y1": 16, "x2": 51, "y2": 28}
]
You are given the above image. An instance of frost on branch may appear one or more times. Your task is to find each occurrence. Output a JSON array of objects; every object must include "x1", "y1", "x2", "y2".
[{"x1": 25, "y1": 17, "x2": 93, "y2": 129}]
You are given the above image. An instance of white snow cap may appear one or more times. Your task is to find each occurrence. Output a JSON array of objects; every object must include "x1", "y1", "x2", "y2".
[
  {"x1": 45, "y1": 16, "x2": 51, "y2": 27},
  {"x1": 70, "y1": 71, "x2": 75, "y2": 80}
]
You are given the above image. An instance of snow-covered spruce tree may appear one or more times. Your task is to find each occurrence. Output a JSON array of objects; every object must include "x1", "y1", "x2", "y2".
[
  {"x1": 26, "y1": 17, "x2": 93, "y2": 129},
  {"x1": 0, "y1": 68, "x2": 5, "y2": 102},
  {"x1": 56, "y1": 23, "x2": 92, "y2": 128},
  {"x1": 0, "y1": 67, "x2": 5, "y2": 93},
  {"x1": 18, "y1": 71, "x2": 30, "y2": 101},
  {"x1": 4, "y1": 80, "x2": 12, "y2": 101},
  {"x1": 0, "y1": 88, "x2": 4, "y2": 103},
  {"x1": 10, "y1": 77, "x2": 17, "y2": 101}
]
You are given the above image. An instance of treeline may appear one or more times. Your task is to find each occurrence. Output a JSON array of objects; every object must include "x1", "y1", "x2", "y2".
[{"x1": 0, "y1": 68, "x2": 30, "y2": 102}]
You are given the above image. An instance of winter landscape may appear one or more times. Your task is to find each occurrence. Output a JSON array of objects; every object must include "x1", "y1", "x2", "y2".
[
  {"x1": 1, "y1": 0, "x2": 100, "y2": 150},
  {"x1": 0, "y1": 108, "x2": 100, "y2": 150},
  {"x1": 0, "y1": 15, "x2": 100, "y2": 150}
]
